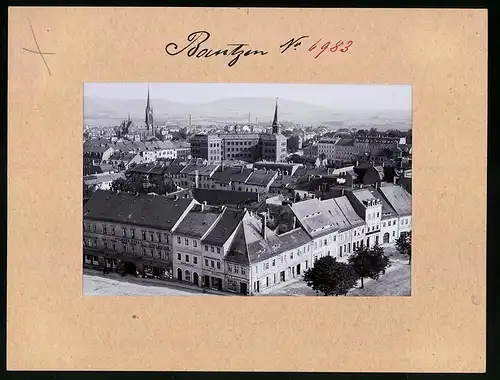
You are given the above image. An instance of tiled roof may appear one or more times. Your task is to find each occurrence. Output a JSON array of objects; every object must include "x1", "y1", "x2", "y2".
[
  {"x1": 276, "y1": 228, "x2": 312, "y2": 253},
  {"x1": 83, "y1": 190, "x2": 194, "y2": 230},
  {"x1": 336, "y1": 138, "x2": 354, "y2": 146},
  {"x1": 245, "y1": 170, "x2": 277, "y2": 186},
  {"x1": 192, "y1": 188, "x2": 259, "y2": 207},
  {"x1": 210, "y1": 167, "x2": 253, "y2": 184},
  {"x1": 203, "y1": 209, "x2": 244, "y2": 246},
  {"x1": 333, "y1": 196, "x2": 365, "y2": 227},
  {"x1": 378, "y1": 184, "x2": 412, "y2": 216},
  {"x1": 173, "y1": 205, "x2": 221, "y2": 238}
]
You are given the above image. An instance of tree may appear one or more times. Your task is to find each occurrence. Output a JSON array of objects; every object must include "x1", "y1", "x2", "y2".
[
  {"x1": 303, "y1": 256, "x2": 359, "y2": 296},
  {"x1": 348, "y1": 244, "x2": 391, "y2": 288},
  {"x1": 111, "y1": 177, "x2": 140, "y2": 193},
  {"x1": 395, "y1": 232, "x2": 412, "y2": 264}
]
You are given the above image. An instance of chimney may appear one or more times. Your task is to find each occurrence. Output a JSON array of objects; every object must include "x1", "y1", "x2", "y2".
[
  {"x1": 261, "y1": 213, "x2": 267, "y2": 240},
  {"x1": 293, "y1": 215, "x2": 297, "y2": 229},
  {"x1": 356, "y1": 160, "x2": 359, "y2": 166},
  {"x1": 173, "y1": 194, "x2": 178, "y2": 201},
  {"x1": 240, "y1": 166, "x2": 243, "y2": 173},
  {"x1": 393, "y1": 176, "x2": 397, "y2": 185}
]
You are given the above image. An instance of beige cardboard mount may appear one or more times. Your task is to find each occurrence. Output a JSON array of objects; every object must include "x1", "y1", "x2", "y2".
[{"x1": 7, "y1": 7, "x2": 487, "y2": 372}]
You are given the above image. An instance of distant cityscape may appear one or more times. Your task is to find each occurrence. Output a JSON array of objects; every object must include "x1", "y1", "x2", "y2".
[{"x1": 83, "y1": 84, "x2": 412, "y2": 297}]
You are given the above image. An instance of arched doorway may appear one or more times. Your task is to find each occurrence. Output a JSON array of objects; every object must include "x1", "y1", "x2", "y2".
[
  {"x1": 383, "y1": 233, "x2": 390, "y2": 244},
  {"x1": 185, "y1": 270, "x2": 191, "y2": 283},
  {"x1": 124, "y1": 262, "x2": 136, "y2": 275},
  {"x1": 177, "y1": 268, "x2": 182, "y2": 281},
  {"x1": 193, "y1": 272, "x2": 199, "y2": 286}
]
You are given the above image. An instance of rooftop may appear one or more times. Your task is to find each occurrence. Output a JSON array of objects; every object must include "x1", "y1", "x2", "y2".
[
  {"x1": 245, "y1": 170, "x2": 278, "y2": 186},
  {"x1": 378, "y1": 184, "x2": 412, "y2": 216},
  {"x1": 203, "y1": 209, "x2": 244, "y2": 246},
  {"x1": 173, "y1": 205, "x2": 221, "y2": 238},
  {"x1": 83, "y1": 190, "x2": 194, "y2": 230}
]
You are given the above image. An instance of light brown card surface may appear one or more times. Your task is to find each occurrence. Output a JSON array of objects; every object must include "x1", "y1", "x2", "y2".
[{"x1": 8, "y1": 7, "x2": 487, "y2": 372}]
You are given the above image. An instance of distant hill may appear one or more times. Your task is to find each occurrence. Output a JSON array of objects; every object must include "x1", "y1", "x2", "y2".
[{"x1": 83, "y1": 96, "x2": 411, "y2": 128}]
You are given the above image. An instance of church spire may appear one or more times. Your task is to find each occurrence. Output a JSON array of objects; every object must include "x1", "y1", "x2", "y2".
[
  {"x1": 272, "y1": 97, "x2": 280, "y2": 134},
  {"x1": 145, "y1": 86, "x2": 154, "y2": 131}
]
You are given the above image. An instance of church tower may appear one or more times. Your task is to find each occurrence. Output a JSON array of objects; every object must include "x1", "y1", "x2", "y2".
[
  {"x1": 272, "y1": 97, "x2": 281, "y2": 134},
  {"x1": 145, "y1": 86, "x2": 154, "y2": 131}
]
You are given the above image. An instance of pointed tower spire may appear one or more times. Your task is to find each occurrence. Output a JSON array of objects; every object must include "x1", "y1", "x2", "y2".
[
  {"x1": 272, "y1": 97, "x2": 280, "y2": 134},
  {"x1": 145, "y1": 85, "x2": 154, "y2": 131}
]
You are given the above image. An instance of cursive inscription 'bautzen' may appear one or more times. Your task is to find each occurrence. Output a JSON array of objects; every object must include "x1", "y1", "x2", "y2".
[{"x1": 165, "y1": 31, "x2": 268, "y2": 67}]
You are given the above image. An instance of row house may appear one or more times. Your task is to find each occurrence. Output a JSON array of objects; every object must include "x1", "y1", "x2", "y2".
[
  {"x1": 83, "y1": 190, "x2": 197, "y2": 278},
  {"x1": 171, "y1": 203, "x2": 226, "y2": 289},
  {"x1": 377, "y1": 183, "x2": 412, "y2": 238},
  {"x1": 203, "y1": 166, "x2": 253, "y2": 191},
  {"x1": 346, "y1": 189, "x2": 383, "y2": 248},
  {"x1": 180, "y1": 163, "x2": 220, "y2": 189},
  {"x1": 232, "y1": 169, "x2": 278, "y2": 193},
  {"x1": 83, "y1": 145, "x2": 115, "y2": 167}
]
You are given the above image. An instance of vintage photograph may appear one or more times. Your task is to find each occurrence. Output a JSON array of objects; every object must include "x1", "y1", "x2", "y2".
[{"x1": 83, "y1": 83, "x2": 412, "y2": 296}]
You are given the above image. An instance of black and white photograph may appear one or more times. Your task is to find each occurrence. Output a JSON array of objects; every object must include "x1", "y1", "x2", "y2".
[{"x1": 83, "y1": 83, "x2": 412, "y2": 297}]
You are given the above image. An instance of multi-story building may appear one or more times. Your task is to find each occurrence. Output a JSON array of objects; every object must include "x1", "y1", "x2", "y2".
[
  {"x1": 190, "y1": 99, "x2": 288, "y2": 164},
  {"x1": 354, "y1": 136, "x2": 399, "y2": 151},
  {"x1": 317, "y1": 138, "x2": 340, "y2": 161},
  {"x1": 83, "y1": 190, "x2": 196, "y2": 278},
  {"x1": 172, "y1": 203, "x2": 225, "y2": 288},
  {"x1": 333, "y1": 195, "x2": 366, "y2": 251},
  {"x1": 232, "y1": 169, "x2": 278, "y2": 193},
  {"x1": 190, "y1": 134, "x2": 222, "y2": 163},
  {"x1": 377, "y1": 183, "x2": 412, "y2": 238},
  {"x1": 222, "y1": 133, "x2": 260, "y2": 161},
  {"x1": 346, "y1": 189, "x2": 383, "y2": 247}
]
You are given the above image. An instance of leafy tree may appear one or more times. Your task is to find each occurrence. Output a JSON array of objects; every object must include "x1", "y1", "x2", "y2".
[
  {"x1": 395, "y1": 232, "x2": 412, "y2": 264},
  {"x1": 303, "y1": 256, "x2": 359, "y2": 296},
  {"x1": 348, "y1": 244, "x2": 391, "y2": 288},
  {"x1": 111, "y1": 177, "x2": 140, "y2": 193},
  {"x1": 319, "y1": 153, "x2": 326, "y2": 161}
]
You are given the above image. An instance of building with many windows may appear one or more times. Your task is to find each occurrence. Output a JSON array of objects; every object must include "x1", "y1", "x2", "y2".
[
  {"x1": 83, "y1": 190, "x2": 197, "y2": 278},
  {"x1": 190, "y1": 99, "x2": 288, "y2": 164}
]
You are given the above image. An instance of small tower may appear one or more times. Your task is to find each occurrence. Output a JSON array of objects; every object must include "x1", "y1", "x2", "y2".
[
  {"x1": 145, "y1": 86, "x2": 154, "y2": 131},
  {"x1": 272, "y1": 97, "x2": 280, "y2": 134}
]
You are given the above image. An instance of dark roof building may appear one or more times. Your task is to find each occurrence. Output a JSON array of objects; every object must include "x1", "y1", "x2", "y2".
[{"x1": 83, "y1": 190, "x2": 195, "y2": 231}]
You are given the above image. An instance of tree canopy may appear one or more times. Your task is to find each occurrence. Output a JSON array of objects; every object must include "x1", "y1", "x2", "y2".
[
  {"x1": 303, "y1": 256, "x2": 359, "y2": 296},
  {"x1": 395, "y1": 232, "x2": 412, "y2": 264},
  {"x1": 348, "y1": 244, "x2": 391, "y2": 288}
]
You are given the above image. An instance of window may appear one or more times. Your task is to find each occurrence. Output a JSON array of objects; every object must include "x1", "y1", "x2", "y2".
[
  {"x1": 193, "y1": 240, "x2": 197, "y2": 247},
  {"x1": 122, "y1": 228, "x2": 126, "y2": 237},
  {"x1": 290, "y1": 252, "x2": 293, "y2": 260},
  {"x1": 393, "y1": 231, "x2": 396, "y2": 236},
  {"x1": 324, "y1": 239, "x2": 327, "y2": 246},
  {"x1": 211, "y1": 246, "x2": 214, "y2": 253},
  {"x1": 241, "y1": 267, "x2": 246, "y2": 275},
  {"x1": 217, "y1": 247, "x2": 220, "y2": 254},
  {"x1": 123, "y1": 244, "x2": 128, "y2": 253},
  {"x1": 103, "y1": 241, "x2": 108, "y2": 249},
  {"x1": 264, "y1": 262, "x2": 269, "y2": 270},
  {"x1": 177, "y1": 253, "x2": 181, "y2": 260},
  {"x1": 103, "y1": 226, "x2": 107, "y2": 234},
  {"x1": 211, "y1": 260, "x2": 215, "y2": 268},
  {"x1": 157, "y1": 233, "x2": 161, "y2": 243},
  {"x1": 383, "y1": 222, "x2": 386, "y2": 227},
  {"x1": 185, "y1": 238, "x2": 189, "y2": 246},
  {"x1": 205, "y1": 259, "x2": 209, "y2": 266},
  {"x1": 177, "y1": 236, "x2": 181, "y2": 244},
  {"x1": 150, "y1": 233, "x2": 154, "y2": 242},
  {"x1": 131, "y1": 229, "x2": 135, "y2": 239},
  {"x1": 272, "y1": 259, "x2": 275, "y2": 266},
  {"x1": 204, "y1": 245, "x2": 208, "y2": 251},
  {"x1": 112, "y1": 243, "x2": 116, "y2": 251},
  {"x1": 142, "y1": 231, "x2": 147, "y2": 240},
  {"x1": 92, "y1": 224, "x2": 96, "y2": 232},
  {"x1": 228, "y1": 264, "x2": 232, "y2": 272},
  {"x1": 142, "y1": 248, "x2": 146, "y2": 256},
  {"x1": 111, "y1": 227, "x2": 115, "y2": 235},
  {"x1": 185, "y1": 254, "x2": 189, "y2": 262},
  {"x1": 234, "y1": 266, "x2": 238, "y2": 274},
  {"x1": 217, "y1": 261, "x2": 221, "y2": 269},
  {"x1": 193, "y1": 257, "x2": 197, "y2": 264},
  {"x1": 377, "y1": 212, "x2": 380, "y2": 218}
]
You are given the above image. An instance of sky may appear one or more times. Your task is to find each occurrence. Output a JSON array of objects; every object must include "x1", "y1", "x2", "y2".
[{"x1": 84, "y1": 83, "x2": 411, "y2": 111}]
